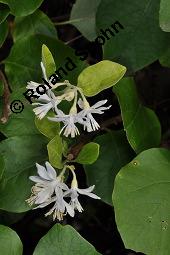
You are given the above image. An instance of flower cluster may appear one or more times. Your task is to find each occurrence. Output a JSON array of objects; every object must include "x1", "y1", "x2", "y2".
[
  {"x1": 27, "y1": 62, "x2": 111, "y2": 138},
  {"x1": 26, "y1": 162, "x2": 100, "y2": 221}
]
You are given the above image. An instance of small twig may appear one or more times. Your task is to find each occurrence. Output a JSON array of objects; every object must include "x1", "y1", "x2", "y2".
[
  {"x1": 65, "y1": 35, "x2": 83, "y2": 45},
  {"x1": 0, "y1": 69, "x2": 10, "y2": 123},
  {"x1": 67, "y1": 115, "x2": 122, "y2": 160}
]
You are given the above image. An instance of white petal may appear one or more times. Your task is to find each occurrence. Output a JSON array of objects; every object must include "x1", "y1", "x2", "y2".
[
  {"x1": 33, "y1": 103, "x2": 52, "y2": 119},
  {"x1": 26, "y1": 81, "x2": 41, "y2": 90},
  {"x1": 77, "y1": 185, "x2": 95, "y2": 193},
  {"x1": 35, "y1": 185, "x2": 54, "y2": 204},
  {"x1": 38, "y1": 94, "x2": 51, "y2": 102},
  {"x1": 36, "y1": 163, "x2": 51, "y2": 180},
  {"x1": 58, "y1": 182, "x2": 69, "y2": 191},
  {"x1": 92, "y1": 100, "x2": 108, "y2": 109},
  {"x1": 45, "y1": 162, "x2": 57, "y2": 179},
  {"x1": 64, "y1": 201, "x2": 75, "y2": 217},
  {"x1": 29, "y1": 176, "x2": 45, "y2": 183}
]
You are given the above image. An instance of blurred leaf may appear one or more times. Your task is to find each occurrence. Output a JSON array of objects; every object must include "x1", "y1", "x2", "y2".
[
  {"x1": 0, "y1": 155, "x2": 4, "y2": 179},
  {"x1": 0, "y1": 0, "x2": 44, "y2": 17},
  {"x1": 113, "y1": 148, "x2": 170, "y2": 255},
  {"x1": 84, "y1": 131, "x2": 134, "y2": 205},
  {"x1": 0, "y1": 135, "x2": 47, "y2": 212},
  {"x1": 13, "y1": 10, "x2": 57, "y2": 42},
  {"x1": 159, "y1": 47, "x2": 170, "y2": 67},
  {"x1": 47, "y1": 135, "x2": 63, "y2": 169},
  {"x1": 78, "y1": 60, "x2": 126, "y2": 96},
  {"x1": 159, "y1": 0, "x2": 170, "y2": 32},
  {"x1": 0, "y1": 225, "x2": 23, "y2": 255},
  {"x1": 113, "y1": 77, "x2": 161, "y2": 154},
  {"x1": 0, "y1": 20, "x2": 8, "y2": 47},
  {"x1": 0, "y1": 106, "x2": 39, "y2": 137},
  {"x1": 96, "y1": 0, "x2": 170, "y2": 72},
  {"x1": 5, "y1": 35, "x2": 86, "y2": 90},
  {"x1": 75, "y1": 142, "x2": 100, "y2": 164},
  {"x1": 33, "y1": 224, "x2": 101, "y2": 255},
  {"x1": 69, "y1": 0, "x2": 101, "y2": 40},
  {"x1": 42, "y1": 44, "x2": 56, "y2": 77},
  {"x1": 0, "y1": 3, "x2": 10, "y2": 24},
  {"x1": 35, "y1": 112, "x2": 60, "y2": 139}
]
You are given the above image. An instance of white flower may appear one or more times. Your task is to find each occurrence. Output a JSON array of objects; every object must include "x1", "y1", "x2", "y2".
[
  {"x1": 44, "y1": 195, "x2": 75, "y2": 221},
  {"x1": 78, "y1": 99, "x2": 111, "y2": 132},
  {"x1": 32, "y1": 91, "x2": 62, "y2": 119},
  {"x1": 64, "y1": 185, "x2": 100, "y2": 213},
  {"x1": 26, "y1": 162, "x2": 68, "y2": 207},
  {"x1": 48, "y1": 108, "x2": 84, "y2": 138}
]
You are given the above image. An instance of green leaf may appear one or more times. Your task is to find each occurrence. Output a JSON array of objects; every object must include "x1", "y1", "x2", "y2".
[
  {"x1": 0, "y1": 20, "x2": 8, "y2": 47},
  {"x1": 47, "y1": 135, "x2": 63, "y2": 169},
  {"x1": 113, "y1": 77, "x2": 161, "y2": 154},
  {"x1": 77, "y1": 60, "x2": 126, "y2": 97},
  {"x1": 0, "y1": 225, "x2": 23, "y2": 255},
  {"x1": 0, "y1": 3, "x2": 10, "y2": 24},
  {"x1": 96, "y1": 0, "x2": 170, "y2": 72},
  {"x1": 159, "y1": 0, "x2": 170, "y2": 32},
  {"x1": 13, "y1": 10, "x2": 57, "y2": 42},
  {"x1": 113, "y1": 148, "x2": 170, "y2": 255},
  {"x1": 84, "y1": 131, "x2": 134, "y2": 205},
  {"x1": 69, "y1": 0, "x2": 101, "y2": 40},
  {"x1": 42, "y1": 44, "x2": 56, "y2": 78},
  {"x1": 0, "y1": 106, "x2": 39, "y2": 137},
  {"x1": 35, "y1": 112, "x2": 60, "y2": 139},
  {"x1": 33, "y1": 223, "x2": 101, "y2": 255},
  {"x1": 0, "y1": 155, "x2": 4, "y2": 179},
  {"x1": 75, "y1": 142, "x2": 99, "y2": 164},
  {"x1": 0, "y1": 0, "x2": 44, "y2": 17},
  {"x1": 5, "y1": 35, "x2": 86, "y2": 91},
  {"x1": 0, "y1": 135, "x2": 47, "y2": 212},
  {"x1": 159, "y1": 47, "x2": 170, "y2": 67}
]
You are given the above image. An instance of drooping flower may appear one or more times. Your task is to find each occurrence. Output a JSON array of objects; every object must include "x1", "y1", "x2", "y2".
[
  {"x1": 26, "y1": 162, "x2": 68, "y2": 207},
  {"x1": 48, "y1": 91, "x2": 84, "y2": 137},
  {"x1": 48, "y1": 109, "x2": 82, "y2": 138},
  {"x1": 64, "y1": 167, "x2": 100, "y2": 213},
  {"x1": 78, "y1": 98, "x2": 111, "y2": 132},
  {"x1": 44, "y1": 194, "x2": 75, "y2": 221},
  {"x1": 32, "y1": 91, "x2": 62, "y2": 119}
]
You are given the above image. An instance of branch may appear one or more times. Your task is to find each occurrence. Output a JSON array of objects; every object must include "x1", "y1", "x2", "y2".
[{"x1": 0, "y1": 69, "x2": 10, "y2": 123}]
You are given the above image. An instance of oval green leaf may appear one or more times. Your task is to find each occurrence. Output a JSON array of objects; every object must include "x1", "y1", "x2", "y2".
[
  {"x1": 113, "y1": 77, "x2": 161, "y2": 153},
  {"x1": 35, "y1": 112, "x2": 60, "y2": 139},
  {"x1": 96, "y1": 0, "x2": 170, "y2": 72},
  {"x1": 75, "y1": 142, "x2": 100, "y2": 164},
  {"x1": 159, "y1": 0, "x2": 170, "y2": 32},
  {"x1": 0, "y1": 135, "x2": 47, "y2": 212},
  {"x1": 33, "y1": 224, "x2": 101, "y2": 255},
  {"x1": 13, "y1": 10, "x2": 57, "y2": 42},
  {"x1": 0, "y1": 225, "x2": 23, "y2": 255},
  {"x1": 47, "y1": 135, "x2": 63, "y2": 169},
  {"x1": 42, "y1": 44, "x2": 56, "y2": 78},
  {"x1": 0, "y1": 0, "x2": 44, "y2": 17},
  {"x1": 77, "y1": 60, "x2": 126, "y2": 96},
  {"x1": 69, "y1": 0, "x2": 100, "y2": 40},
  {"x1": 113, "y1": 148, "x2": 170, "y2": 255}
]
